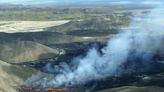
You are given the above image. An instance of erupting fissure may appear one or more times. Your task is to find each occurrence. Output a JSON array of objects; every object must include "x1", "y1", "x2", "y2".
[
  {"x1": 24, "y1": 6, "x2": 164, "y2": 90},
  {"x1": 16, "y1": 86, "x2": 84, "y2": 91}
]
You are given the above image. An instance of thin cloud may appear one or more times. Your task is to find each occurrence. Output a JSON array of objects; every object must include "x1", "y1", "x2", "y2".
[
  {"x1": 141, "y1": 1, "x2": 163, "y2": 5},
  {"x1": 0, "y1": 0, "x2": 164, "y2": 5},
  {"x1": 110, "y1": 1, "x2": 133, "y2": 5}
]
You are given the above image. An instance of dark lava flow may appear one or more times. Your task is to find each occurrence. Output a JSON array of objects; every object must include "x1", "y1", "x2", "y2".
[{"x1": 16, "y1": 43, "x2": 164, "y2": 92}]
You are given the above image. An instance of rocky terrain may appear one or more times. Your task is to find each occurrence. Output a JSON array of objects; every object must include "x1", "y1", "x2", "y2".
[
  {"x1": 0, "y1": 18, "x2": 116, "y2": 92},
  {"x1": 0, "y1": 4, "x2": 163, "y2": 92}
]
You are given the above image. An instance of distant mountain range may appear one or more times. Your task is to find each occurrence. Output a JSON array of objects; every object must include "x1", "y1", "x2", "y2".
[{"x1": 0, "y1": 0, "x2": 163, "y2": 5}]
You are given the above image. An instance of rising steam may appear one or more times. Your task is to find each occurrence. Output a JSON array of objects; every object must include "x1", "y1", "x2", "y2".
[{"x1": 25, "y1": 6, "x2": 164, "y2": 88}]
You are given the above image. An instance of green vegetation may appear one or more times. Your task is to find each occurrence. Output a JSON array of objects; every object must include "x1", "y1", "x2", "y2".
[
  {"x1": 0, "y1": 4, "x2": 134, "y2": 21},
  {"x1": 45, "y1": 16, "x2": 130, "y2": 37},
  {"x1": 0, "y1": 11, "x2": 86, "y2": 21}
]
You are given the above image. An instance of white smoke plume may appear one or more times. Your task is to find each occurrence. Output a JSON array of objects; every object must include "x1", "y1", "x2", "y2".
[{"x1": 25, "y1": 6, "x2": 164, "y2": 88}]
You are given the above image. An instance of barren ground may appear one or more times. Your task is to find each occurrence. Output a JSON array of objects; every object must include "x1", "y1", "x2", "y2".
[{"x1": 0, "y1": 20, "x2": 70, "y2": 33}]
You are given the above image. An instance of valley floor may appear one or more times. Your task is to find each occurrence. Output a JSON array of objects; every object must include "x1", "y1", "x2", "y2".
[{"x1": 0, "y1": 20, "x2": 70, "y2": 33}]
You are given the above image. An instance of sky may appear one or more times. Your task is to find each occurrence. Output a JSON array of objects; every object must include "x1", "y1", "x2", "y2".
[{"x1": 0, "y1": 0, "x2": 163, "y2": 5}]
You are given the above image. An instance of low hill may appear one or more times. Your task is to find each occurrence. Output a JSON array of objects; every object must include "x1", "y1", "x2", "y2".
[
  {"x1": 0, "y1": 60, "x2": 37, "y2": 92},
  {"x1": 45, "y1": 18, "x2": 124, "y2": 36},
  {"x1": 0, "y1": 41, "x2": 60, "y2": 63}
]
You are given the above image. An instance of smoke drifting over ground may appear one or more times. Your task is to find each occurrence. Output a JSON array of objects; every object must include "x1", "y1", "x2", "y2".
[{"x1": 25, "y1": 6, "x2": 164, "y2": 88}]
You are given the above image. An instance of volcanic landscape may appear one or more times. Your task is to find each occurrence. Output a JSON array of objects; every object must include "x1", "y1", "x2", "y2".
[{"x1": 0, "y1": 3, "x2": 163, "y2": 92}]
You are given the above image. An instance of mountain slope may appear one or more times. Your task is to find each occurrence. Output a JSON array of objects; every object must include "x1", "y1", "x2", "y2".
[
  {"x1": 0, "y1": 41, "x2": 60, "y2": 63},
  {"x1": 0, "y1": 60, "x2": 37, "y2": 92}
]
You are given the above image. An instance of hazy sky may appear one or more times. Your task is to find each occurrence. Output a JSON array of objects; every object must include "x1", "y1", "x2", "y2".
[{"x1": 0, "y1": 0, "x2": 163, "y2": 5}]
